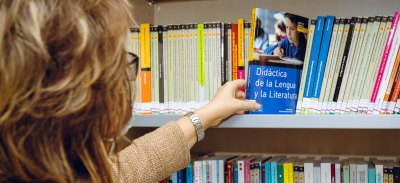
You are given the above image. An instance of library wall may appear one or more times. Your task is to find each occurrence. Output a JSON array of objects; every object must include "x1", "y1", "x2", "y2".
[
  {"x1": 150, "y1": 0, "x2": 400, "y2": 25},
  {"x1": 129, "y1": 0, "x2": 153, "y2": 25}
]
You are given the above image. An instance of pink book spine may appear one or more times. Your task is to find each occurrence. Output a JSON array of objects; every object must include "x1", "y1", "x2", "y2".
[
  {"x1": 245, "y1": 160, "x2": 251, "y2": 183},
  {"x1": 371, "y1": 11, "x2": 400, "y2": 102}
]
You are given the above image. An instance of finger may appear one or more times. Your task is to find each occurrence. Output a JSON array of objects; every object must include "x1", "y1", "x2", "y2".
[
  {"x1": 227, "y1": 79, "x2": 246, "y2": 91},
  {"x1": 235, "y1": 100, "x2": 262, "y2": 112},
  {"x1": 235, "y1": 90, "x2": 246, "y2": 100}
]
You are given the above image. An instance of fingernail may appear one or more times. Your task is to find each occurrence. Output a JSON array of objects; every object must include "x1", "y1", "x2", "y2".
[{"x1": 255, "y1": 103, "x2": 262, "y2": 109}]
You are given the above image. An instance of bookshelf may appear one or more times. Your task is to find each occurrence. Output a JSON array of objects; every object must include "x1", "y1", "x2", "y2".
[
  {"x1": 132, "y1": 114, "x2": 400, "y2": 129},
  {"x1": 126, "y1": 0, "x2": 400, "y2": 157}
]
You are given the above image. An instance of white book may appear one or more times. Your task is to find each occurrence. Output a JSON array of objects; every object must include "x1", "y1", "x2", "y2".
[
  {"x1": 359, "y1": 16, "x2": 391, "y2": 113},
  {"x1": 297, "y1": 20, "x2": 316, "y2": 114},
  {"x1": 350, "y1": 17, "x2": 381, "y2": 113},
  {"x1": 356, "y1": 160, "x2": 368, "y2": 183},
  {"x1": 314, "y1": 161, "x2": 321, "y2": 183},
  {"x1": 343, "y1": 18, "x2": 369, "y2": 114},
  {"x1": 373, "y1": 17, "x2": 400, "y2": 114},
  {"x1": 321, "y1": 158, "x2": 332, "y2": 183},
  {"x1": 370, "y1": 159, "x2": 384, "y2": 183},
  {"x1": 324, "y1": 19, "x2": 345, "y2": 114},
  {"x1": 349, "y1": 159, "x2": 358, "y2": 183},
  {"x1": 335, "y1": 160, "x2": 341, "y2": 183},
  {"x1": 238, "y1": 160, "x2": 245, "y2": 183},
  {"x1": 336, "y1": 18, "x2": 362, "y2": 114},
  {"x1": 304, "y1": 158, "x2": 315, "y2": 183},
  {"x1": 367, "y1": 17, "x2": 395, "y2": 114},
  {"x1": 194, "y1": 161, "x2": 203, "y2": 183},
  {"x1": 318, "y1": 19, "x2": 340, "y2": 114},
  {"x1": 328, "y1": 19, "x2": 351, "y2": 114}
]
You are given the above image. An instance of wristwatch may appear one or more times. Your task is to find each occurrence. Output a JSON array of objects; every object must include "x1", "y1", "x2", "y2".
[{"x1": 184, "y1": 111, "x2": 205, "y2": 142}]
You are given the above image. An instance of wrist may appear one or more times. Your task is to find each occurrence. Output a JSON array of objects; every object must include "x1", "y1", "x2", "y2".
[
  {"x1": 184, "y1": 111, "x2": 205, "y2": 142},
  {"x1": 194, "y1": 103, "x2": 219, "y2": 129}
]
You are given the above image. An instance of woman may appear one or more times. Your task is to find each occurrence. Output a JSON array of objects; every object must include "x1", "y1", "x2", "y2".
[
  {"x1": 264, "y1": 13, "x2": 307, "y2": 61},
  {"x1": 0, "y1": 0, "x2": 260, "y2": 182}
]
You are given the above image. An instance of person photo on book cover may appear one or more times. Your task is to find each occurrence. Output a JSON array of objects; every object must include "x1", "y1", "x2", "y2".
[
  {"x1": 254, "y1": 18, "x2": 270, "y2": 51},
  {"x1": 0, "y1": 0, "x2": 261, "y2": 182},
  {"x1": 263, "y1": 13, "x2": 308, "y2": 61}
]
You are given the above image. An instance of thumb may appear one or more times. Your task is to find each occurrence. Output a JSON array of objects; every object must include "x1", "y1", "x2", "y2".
[{"x1": 235, "y1": 100, "x2": 262, "y2": 112}]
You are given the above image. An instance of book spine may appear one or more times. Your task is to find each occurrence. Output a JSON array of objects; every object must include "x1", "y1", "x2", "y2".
[
  {"x1": 266, "y1": 162, "x2": 272, "y2": 183},
  {"x1": 343, "y1": 17, "x2": 367, "y2": 114},
  {"x1": 383, "y1": 42, "x2": 400, "y2": 113},
  {"x1": 318, "y1": 18, "x2": 339, "y2": 114},
  {"x1": 351, "y1": 17, "x2": 381, "y2": 113},
  {"x1": 373, "y1": 11, "x2": 400, "y2": 114},
  {"x1": 198, "y1": 24, "x2": 206, "y2": 107},
  {"x1": 312, "y1": 16, "x2": 335, "y2": 114},
  {"x1": 140, "y1": 24, "x2": 152, "y2": 114},
  {"x1": 232, "y1": 24, "x2": 239, "y2": 80},
  {"x1": 297, "y1": 19, "x2": 316, "y2": 114},
  {"x1": 361, "y1": 16, "x2": 391, "y2": 113},
  {"x1": 332, "y1": 17, "x2": 357, "y2": 112},
  {"x1": 328, "y1": 19, "x2": 350, "y2": 114},
  {"x1": 249, "y1": 8, "x2": 257, "y2": 63},
  {"x1": 370, "y1": 12, "x2": 400, "y2": 104},
  {"x1": 238, "y1": 19, "x2": 245, "y2": 80},
  {"x1": 304, "y1": 163, "x2": 314, "y2": 183},
  {"x1": 303, "y1": 16, "x2": 325, "y2": 114},
  {"x1": 335, "y1": 17, "x2": 362, "y2": 114},
  {"x1": 284, "y1": 162, "x2": 294, "y2": 183}
]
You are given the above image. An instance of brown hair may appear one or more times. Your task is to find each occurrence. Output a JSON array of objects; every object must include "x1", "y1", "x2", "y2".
[{"x1": 0, "y1": 0, "x2": 133, "y2": 182}]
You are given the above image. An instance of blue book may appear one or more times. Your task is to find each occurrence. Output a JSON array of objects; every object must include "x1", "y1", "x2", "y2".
[
  {"x1": 177, "y1": 169, "x2": 184, "y2": 183},
  {"x1": 265, "y1": 161, "x2": 272, "y2": 183},
  {"x1": 368, "y1": 166, "x2": 376, "y2": 183},
  {"x1": 313, "y1": 16, "x2": 335, "y2": 98},
  {"x1": 172, "y1": 172, "x2": 178, "y2": 183},
  {"x1": 246, "y1": 8, "x2": 309, "y2": 114},
  {"x1": 234, "y1": 163, "x2": 238, "y2": 183},
  {"x1": 271, "y1": 161, "x2": 277, "y2": 183},
  {"x1": 304, "y1": 16, "x2": 325, "y2": 98},
  {"x1": 186, "y1": 162, "x2": 193, "y2": 183}
]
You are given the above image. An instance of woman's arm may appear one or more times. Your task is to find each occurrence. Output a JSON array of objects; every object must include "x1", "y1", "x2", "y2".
[{"x1": 112, "y1": 80, "x2": 261, "y2": 182}]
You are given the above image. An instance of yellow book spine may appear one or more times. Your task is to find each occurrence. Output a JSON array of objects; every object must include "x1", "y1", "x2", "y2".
[
  {"x1": 249, "y1": 8, "x2": 256, "y2": 62},
  {"x1": 284, "y1": 162, "x2": 294, "y2": 183}
]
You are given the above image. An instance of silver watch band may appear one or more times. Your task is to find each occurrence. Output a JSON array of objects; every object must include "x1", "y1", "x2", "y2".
[{"x1": 184, "y1": 112, "x2": 205, "y2": 142}]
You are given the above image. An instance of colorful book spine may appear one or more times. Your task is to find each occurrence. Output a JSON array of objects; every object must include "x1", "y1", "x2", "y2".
[
  {"x1": 318, "y1": 18, "x2": 339, "y2": 114},
  {"x1": 238, "y1": 19, "x2": 246, "y2": 80},
  {"x1": 370, "y1": 11, "x2": 400, "y2": 111},
  {"x1": 312, "y1": 16, "x2": 335, "y2": 114},
  {"x1": 140, "y1": 23, "x2": 152, "y2": 114},
  {"x1": 231, "y1": 24, "x2": 239, "y2": 80},
  {"x1": 198, "y1": 24, "x2": 206, "y2": 108},
  {"x1": 302, "y1": 16, "x2": 325, "y2": 114},
  {"x1": 372, "y1": 12, "x2": 400, "y2": 114}
]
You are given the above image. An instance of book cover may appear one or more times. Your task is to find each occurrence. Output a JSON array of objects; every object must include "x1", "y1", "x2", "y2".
[{"x1": 246, "y1": 8, "x2": 309, "y2": 114}]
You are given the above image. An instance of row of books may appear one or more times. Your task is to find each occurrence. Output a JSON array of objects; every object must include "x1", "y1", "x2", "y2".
[
  {"x1": 126, "y1": 8, "x2": 400, "y2": 115},
  {"x1": 161, "y1": 154, "x2": 400, "y2": 183},
  {"x1": 127, "y1": 21, "x2": 252, "y2": 114},
  {"x1": 295, "y1": 13, "x2": 400, "y2": 115}
]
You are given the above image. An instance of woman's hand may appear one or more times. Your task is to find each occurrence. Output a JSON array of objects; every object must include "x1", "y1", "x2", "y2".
[{"x1": 195, "y1": 79, "x2": 261, "y2": 129}]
